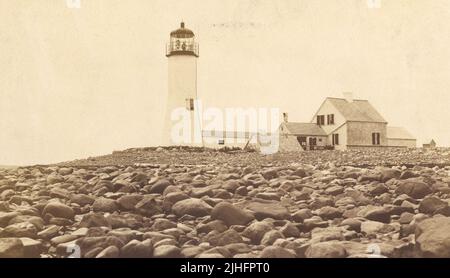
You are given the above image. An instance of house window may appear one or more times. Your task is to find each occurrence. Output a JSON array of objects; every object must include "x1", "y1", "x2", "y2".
[
  {"x1": 327, "y1": 114, "x2": 335, "y2": 125},
  {"x1": 332, "y1": 133, "x2": 339, "y2": 145},
  {"x1": 218, "y1": 139, "x2": 225, "y2": 145},
  {"x1": 372, "y1": 132, "x2": 381, "y2": 145},
  {"x1": 186, "y1": 98, "x2": 194, "y2": 111},
  {"x1": 317, "y1": 115, "x2": 325, "y2": 126}
]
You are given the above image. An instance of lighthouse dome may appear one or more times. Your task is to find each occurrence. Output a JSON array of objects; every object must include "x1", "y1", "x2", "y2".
[{"x1": 170, "y1": 22, "x2": 195, "y2": 38}]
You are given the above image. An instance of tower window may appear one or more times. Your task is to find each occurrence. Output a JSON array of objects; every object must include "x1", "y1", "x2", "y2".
[
  {"x1": 372, "y1": 132, "x2": 381, "y2": 145},
  {"x1": 186, "y1": 98, "x2": 194, "y2": 111}
]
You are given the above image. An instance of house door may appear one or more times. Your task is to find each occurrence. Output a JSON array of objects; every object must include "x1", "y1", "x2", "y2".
[
  {"x1": 297, "y1": 136, "x2": 307, "y2": 150},
  {"x1": 309, "y1": 137, "x2": 317, "y2": 150}
]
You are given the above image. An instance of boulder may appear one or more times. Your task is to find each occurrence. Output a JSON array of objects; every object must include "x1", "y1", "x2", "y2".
[
  {"x1": 242, "y1": 221, "x2": 273, "y2": 244},
  {"x1": 38, "y1": 225, "x2": 61, "y2": 239},
  {"x1": 292, "y1": 209, "x2": 313, "y2": 222},
  {"x1": 42, "y1": 202, "x2": 75, "y2": 220},
  {"x1": 261, "y1": 169, "x2": 278, "y2": 180},
  {"x1": 120, "y1": 239, "x2": 153, "y2": 258},
  {"x1": 316, "y1": 206, "x2": 342, "y2": 220},
  {"x1": 3, "y1": 222, "x2": 38, "y2": 238},
  {"x1": 181, "y1": 246, "x2": 205, "y2": 258},
  {"x1": 379, "y1": 168, "x2": 401, "y2": 182},
  {"x1": 153, "y1": 245, "x2": 183, "y2": 258},
  {"x1": 358, "y1": 173, "x2": 381, "y2": 183},
  {"x1": 0, "y1": 212, "x2": 21, "y2": 227},
  {"x1": 58, "y1": 167, "x2": 73, "y2": 176},
  {"x1": 172, "y1": 198, "x2": 212, "y2": 217},
  {"x1": 369, "y1": 184, "x2": 389, "y2": 195},
  {"x1": 149, "y1": 179, "x2": 171, "y2": 194},
  {"x1": 135, "y1": 196, "x2": 163, "y2": 216},
  {"x1": 395, "y1": 180, "x2": 432, "y2": 199},
  {"x1": 204, "y1": 229, "x2": 243, "y2": 246},
  {"x1": 305, "y1": 241, "x2": 347, "y2": 258},
  {"x1": 338, "y1": 219, "x2": 360, "y2": 234},
  {"x1": 79, "y1": 213, "x2": 111, "y2": 228},
  {"x1": 0, "y1": 238, "x2": 24, "y2": 258},
  {"x1": 93, "y1": 198, "x2": 118, "y2": 213},
  {"x1": 418, "y1": 196, "x2": 449, "y2": 215},
  {"x1": 116, "y1": 194, "x2": 144, "y2": 210},
  {"x1": 280, "y1": 223, "x2": 301, "y2": 238},
  {"x1": 399, "y1": 212, "x2": 415, "y2": 224},
  {"x1": 246, "y1": 201, "x2": 290, "y2": 220},
  {"x1": 260, "y1": 230, "x2": 284, "y2": 246},
  {"x1": 152, "y1": 219, "x2": 177, "y2": 231},
  {"x1": 362, "y1": 206, "x2": 392, "y2": 223},
  {"x1": 107, "y1": 228, "x2": 140, "y2": 243},
  {"x1": 70, "y1": 194, "x2": 95, "y2": 206},
  {"x1": 96, "y1": 246, "x2": 120, "y2": 258},
  {"x1": 259, "y1": 246, "x2": 296, "y2": 258},
  {"x1": 361, "y1": 221, "x2": 395, "y2": 235},
  {"x1": 400, "y1": 171, "x2": 419, "y2": 180},
  {"x1": 415, "y1": 216, "x2": 450, "y2": 257},
  {"x1": 311, "y1": 227, "x2": 345, "y2": 243},
  {"x1": 20, "y1": 238, "x2": 43, "y2": 258},
  {"x1": 211, "y1": 202, "x2": 254, "y2": 226},
  {"x1": 324, "y1": 185, "x2": 343, "y2": 196},
  {"x1": 196, "y1": 220, "x2": 228, "y2": 234},
  {"x1": 46, "y1": 174, "x2": 64, "y2": 185}
]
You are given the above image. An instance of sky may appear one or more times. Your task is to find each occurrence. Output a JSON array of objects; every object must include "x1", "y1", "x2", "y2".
[{"x1": 1, "y1": 0, "x2": 450, "y2": 165}]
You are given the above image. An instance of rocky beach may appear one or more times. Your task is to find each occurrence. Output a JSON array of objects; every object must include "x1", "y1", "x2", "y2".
[{"x1": 1, "y1": 147, "x2": 450, "y2": 258}]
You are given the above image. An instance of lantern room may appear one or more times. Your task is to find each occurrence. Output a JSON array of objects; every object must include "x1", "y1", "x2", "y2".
[{"x1": 166, "y1": 22, "x2": 199, "y2": 57}]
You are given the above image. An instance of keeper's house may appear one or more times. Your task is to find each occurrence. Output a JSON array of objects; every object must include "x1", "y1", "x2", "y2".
[{"x1": 279, "y1": 97, "x2": 416, "y2": 151}]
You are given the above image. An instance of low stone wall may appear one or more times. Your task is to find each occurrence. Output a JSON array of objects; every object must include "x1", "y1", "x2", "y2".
[{"x1": 347, "y1": 145, "x2": 408, "y2": 151}]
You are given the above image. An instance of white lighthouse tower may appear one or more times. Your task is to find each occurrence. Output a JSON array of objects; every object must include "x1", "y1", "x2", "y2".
[{"x1": 162, "y1": 22, "x2": 201, "y2": 146}]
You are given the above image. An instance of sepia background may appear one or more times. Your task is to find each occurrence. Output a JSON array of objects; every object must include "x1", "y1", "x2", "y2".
[{"x1": 1, "y1": 0, "x2": 450, "y2": 165}]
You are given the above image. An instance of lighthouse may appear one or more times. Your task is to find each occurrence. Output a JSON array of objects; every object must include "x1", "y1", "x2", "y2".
[{"x1": 162, "y1": 22, "x2": 201, "y2": 146}]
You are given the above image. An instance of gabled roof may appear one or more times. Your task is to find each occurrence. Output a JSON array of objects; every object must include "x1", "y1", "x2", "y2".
[
  {"x1": 422, "y1": 139, "x2": 436, "y2": 144},
  {"x1": 326, "y1": 97, "x2": 387, "y2": 123},
  {"x1": 387, "y1": 126, "x2": 415, "y2": 140},
  {"x1": 283, "y1": 122, "x2": 327, "y2": 136}
]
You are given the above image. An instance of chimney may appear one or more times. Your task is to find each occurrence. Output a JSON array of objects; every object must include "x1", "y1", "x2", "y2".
[
  {"x1": 283, "y1": 113, "x2": 289, "y2": 123},
  {"x1": 343, "y1": 92, "x2": 354, "y2": 103}
]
